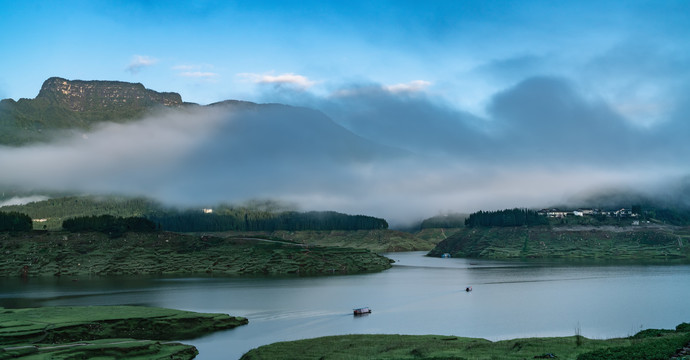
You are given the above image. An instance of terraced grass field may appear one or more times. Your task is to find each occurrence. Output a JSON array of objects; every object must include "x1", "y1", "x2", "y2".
[
  {"x1": 0, "y1": 231, "x2": 393, "y2": 278},
  {"x1": 209, "y1": 228, "x2": 451, "y2": 252},
  {"x1": 0, "y1": 306, "x2": 247, "y2": 359},
  {"x1": 240, "y1": 324, "x2": 690, "y2": 360},
  {"x1": 429, "y1": 225, "x2": 690, "y2": 260}
]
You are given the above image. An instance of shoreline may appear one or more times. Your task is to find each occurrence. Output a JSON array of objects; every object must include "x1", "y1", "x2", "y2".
[
  {"x1": 240, "y1": 325, "x2": 690, "y2": 360},
  {"x1": 0, "y1": 305, "x2": 248, "y2": 359}
]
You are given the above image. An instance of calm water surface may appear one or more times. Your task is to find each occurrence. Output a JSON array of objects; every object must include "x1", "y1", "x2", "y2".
[{"x1": 2, "y1": 252, "x2": 690, "y2": 359}]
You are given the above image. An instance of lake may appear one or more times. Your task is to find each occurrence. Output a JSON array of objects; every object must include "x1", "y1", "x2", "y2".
[{"x1": 2, "y1": 251, "x2": 690, "y2": 359}]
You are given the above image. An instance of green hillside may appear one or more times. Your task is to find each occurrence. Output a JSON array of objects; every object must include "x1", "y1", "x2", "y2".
[
  {"x1": 0, "y1": 306, "x2": 247, "y2": 359},
  {"x1": 210, "y1": 229, "x2": 443, "y2": 252},
  {"x1": 0, "y1": 231, "x2": 392, "y2": 277},
  {"x1": 0, "y1": 77, "x2": 186, "y2": 145},
  {"x1": 1, "y1": 195, "x2": 389, "y2": 232},
  {"x1": 428, "y1": 225, "x2": 690, "y2": 260},
  {"x1": 0, "y1": 195, "x2": 161, "y2": 230},
  {"x1": 241, "y1": 324, "x2": 690, "y2": 360}
]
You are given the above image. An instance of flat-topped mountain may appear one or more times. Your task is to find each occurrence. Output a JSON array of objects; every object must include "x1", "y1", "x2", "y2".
[
  {"x1": 0, "y1": 77, "x2": 403, "y2": 161},
  {"x1": 0, "y1": 77, "x2": 187, "y2": 145},
  {"x1": 37, "y1": 77, "x2": 183, "y2": 111}
]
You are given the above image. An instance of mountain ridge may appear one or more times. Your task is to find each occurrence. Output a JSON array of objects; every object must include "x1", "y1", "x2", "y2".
[
  {"x1": 0, "y1": 77, "x2": 190, "y2": 145},
  {"x1": 36, "y1": 76, "x2": 184, "y2": 110}
]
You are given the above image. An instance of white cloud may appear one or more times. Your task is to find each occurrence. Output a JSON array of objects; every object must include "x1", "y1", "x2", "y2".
[
  {"x1": 329, "y1": 80, "x2": 432, "y2": 99},
  {"x1": 126, "y1": 55, "x2": 159, "y2": 74},
  {"x1": 172, "y1": 64, "x2": 219, "y2": 79},
  {"x1": 237, "y1": 72, "x2": 316, "y2": 89},
  {"x1": 383, "y1": 80, "x2": 431, "y2": 93},
  {"x1": 178, "y1": 71, "x2": 219, "y2": 79},
  {"x1": 0, "y1": 195, "x2": 49, "y2": 207},
  {"x1": 172, "y1": 65, "x2": 198, "y2": 71}
]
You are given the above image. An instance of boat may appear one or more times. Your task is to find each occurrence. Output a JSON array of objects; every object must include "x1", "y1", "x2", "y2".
[
  {"x1": 353, "y1": 307, "x2": 372, "y2": 315},
  {"x1": 465, "y1": 286, "x2": 472, "y2": 292}
]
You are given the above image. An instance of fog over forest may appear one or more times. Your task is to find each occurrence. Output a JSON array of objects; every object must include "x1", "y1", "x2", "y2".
[
  {"x1": 2, "y1": 1, "x2": 689, "y2": 226},
  {"x1": 2, "y1": 75, "x2": 689, "y2": 226}
]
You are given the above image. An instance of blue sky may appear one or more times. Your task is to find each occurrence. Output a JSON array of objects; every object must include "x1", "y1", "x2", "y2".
[
  {"x1": 2, "y1": 1, "x2": 690, "y2": 223},
  {"x1": 3, "y1": 0, "x2": 687, "y2": 121}
]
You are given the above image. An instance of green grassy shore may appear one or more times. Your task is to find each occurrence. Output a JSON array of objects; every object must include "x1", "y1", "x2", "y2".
[
  {"x1": 0, "y1": 305, "x2": 248, "y2": 359},
  {"x1": 241, "y1": 324, "x2": 690, "y2": 360},
  {"x1": 428, "y1": 226, "x2": 690, "y2": 260},
  {"x1": 0, "y1": 231, "x2": 392, "y2": 278}
]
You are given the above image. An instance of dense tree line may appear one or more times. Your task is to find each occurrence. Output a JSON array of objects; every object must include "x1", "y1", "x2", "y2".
[
  {"x1": 148, "y1": 210, "x2": 388, "y2": 232},
  {"x1": 0, "y1": 211, "x2": 32, "y2": 231},
  {"x1": 62, "y1": 215, "x2": 156, "y2": 237},
  {"x1": 1, "y1": 195, "x2": 160, "y2": 220},
  {"x1": 464, "y1": 208, "x2": 548, "y2": 228}
]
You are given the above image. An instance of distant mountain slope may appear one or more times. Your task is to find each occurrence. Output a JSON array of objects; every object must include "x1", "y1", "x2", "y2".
[
  {"x1": 0, "y1": 77, "x2": 186, "y2": 145},
  {"x1": 428, "y1": 226, "x2": 690, "y2": 260},
  {"x1": 199, "y1": 101, "x2": 402, "y2": 164},
  {"x1": 0, "y1": 77, "x2": 407, "y2": 218},
  {"x1": 0, "y1": 77, "x2": 403, "y2": 161},
  {"x1": 0, "y1": 195, "x2": 389, "y2": 232}
]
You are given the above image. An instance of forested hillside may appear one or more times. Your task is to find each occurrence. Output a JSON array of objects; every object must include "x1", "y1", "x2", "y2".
[
  {"x1": 464, "y1": 208, "x2": 549, "y2": 227},
  {"x1": 149, "y1": 210, "x2": 387, "y2": 232},
  {"x1": 0, "y1": 195, "x2": 387, "y2": 232},
  {"x1": 428, "y1": 226, "x2": 690, "y2": 260},
  {"x1": 419, "y1": 213, "x2": 467, "y2": 229},
  {"x1": 0, "y1": 196, "x2": 160, "y2": 230}
]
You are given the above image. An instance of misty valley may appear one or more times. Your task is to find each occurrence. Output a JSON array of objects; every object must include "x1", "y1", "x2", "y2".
[{"x1": 2, "y1": 78, "x2": 690, "y2": 359}]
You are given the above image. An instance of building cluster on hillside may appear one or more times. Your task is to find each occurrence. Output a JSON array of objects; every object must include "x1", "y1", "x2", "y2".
[{"x1": 537, "y1": 208, "x2": 637, "y2": 218}]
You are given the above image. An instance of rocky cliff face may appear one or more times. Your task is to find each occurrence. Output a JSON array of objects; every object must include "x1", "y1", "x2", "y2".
[
  {"x1": 36, "y1": 77, "x2": 183, "y2": 111},
  {"x1": 0, "y1": 77, "x2": 188, "y2": 145}
]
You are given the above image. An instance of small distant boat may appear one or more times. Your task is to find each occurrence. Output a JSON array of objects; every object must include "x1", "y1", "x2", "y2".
[
  {"x1": 353, "y1": 307, "x2": 372, "y2": 315},
  {"x1": 441, "y1": 253, "x2": 451, "y2": 258},
  {"x1": 465, "y1": 286, "x2": 472, "y2": 292}
]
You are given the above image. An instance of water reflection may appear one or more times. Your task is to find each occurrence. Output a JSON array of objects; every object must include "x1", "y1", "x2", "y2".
[{"x1": 1, "y1": 252, "x2": 689, "y2": 359}]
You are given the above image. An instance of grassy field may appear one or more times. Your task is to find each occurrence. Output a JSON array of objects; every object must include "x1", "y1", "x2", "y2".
[
  {"x1": 0, "y1": 231, "x2": 392, "y2": 278},
  {"x1": 210, "y1": 228, "x2": 452, "y2": 252},
  {"x1": 428, "y1": 225, "x2": 690, "y2": 260},
  {"x1": 0, "y1": 305, "x2": 247, "y2": 359},
  {"x1": 240, "y1": 325, "x2": 690, "y2": 360}
]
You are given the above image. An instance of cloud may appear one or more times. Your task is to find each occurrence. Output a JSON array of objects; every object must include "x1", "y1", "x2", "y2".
[
  {"x1": 126, "y1": 55, "x2": 159, "y2": 74},
  {"x1": 579, "y1": 40, "x2": 689, "y2": 128},
  {"x1": 486, "y1": 76, "x2": 634, "y2": 159},
  {"x1": 172, "y1": 65, "x2": 199, "y2": 71},
  {"x1": 173, "y1": 64, "x2": 219, "y2": 79},
  {"x1": 311, "y1": 83, "x2": 488, "y2": 157},
  {"x1": 0, "y1": 195, "x2": 49, "y2": 207},
  {"x1": 383, "y1": 80, "x2": 431, "y2": 93},
  {"x1": 178, "y1": 71, "x2": 219, "y2": 78},
  {"x1": 237, "y1": 72, "x2": 316, "y2": 89},
  {"x1": 3, "y1": 73, "x2": 690, "y2": 226},
  {"x1": 0, "y1": 104, "x2": 408, "y2": 220},
  {"x1": 243, "y1": 75, "x2": 690, "y2": 222}
]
